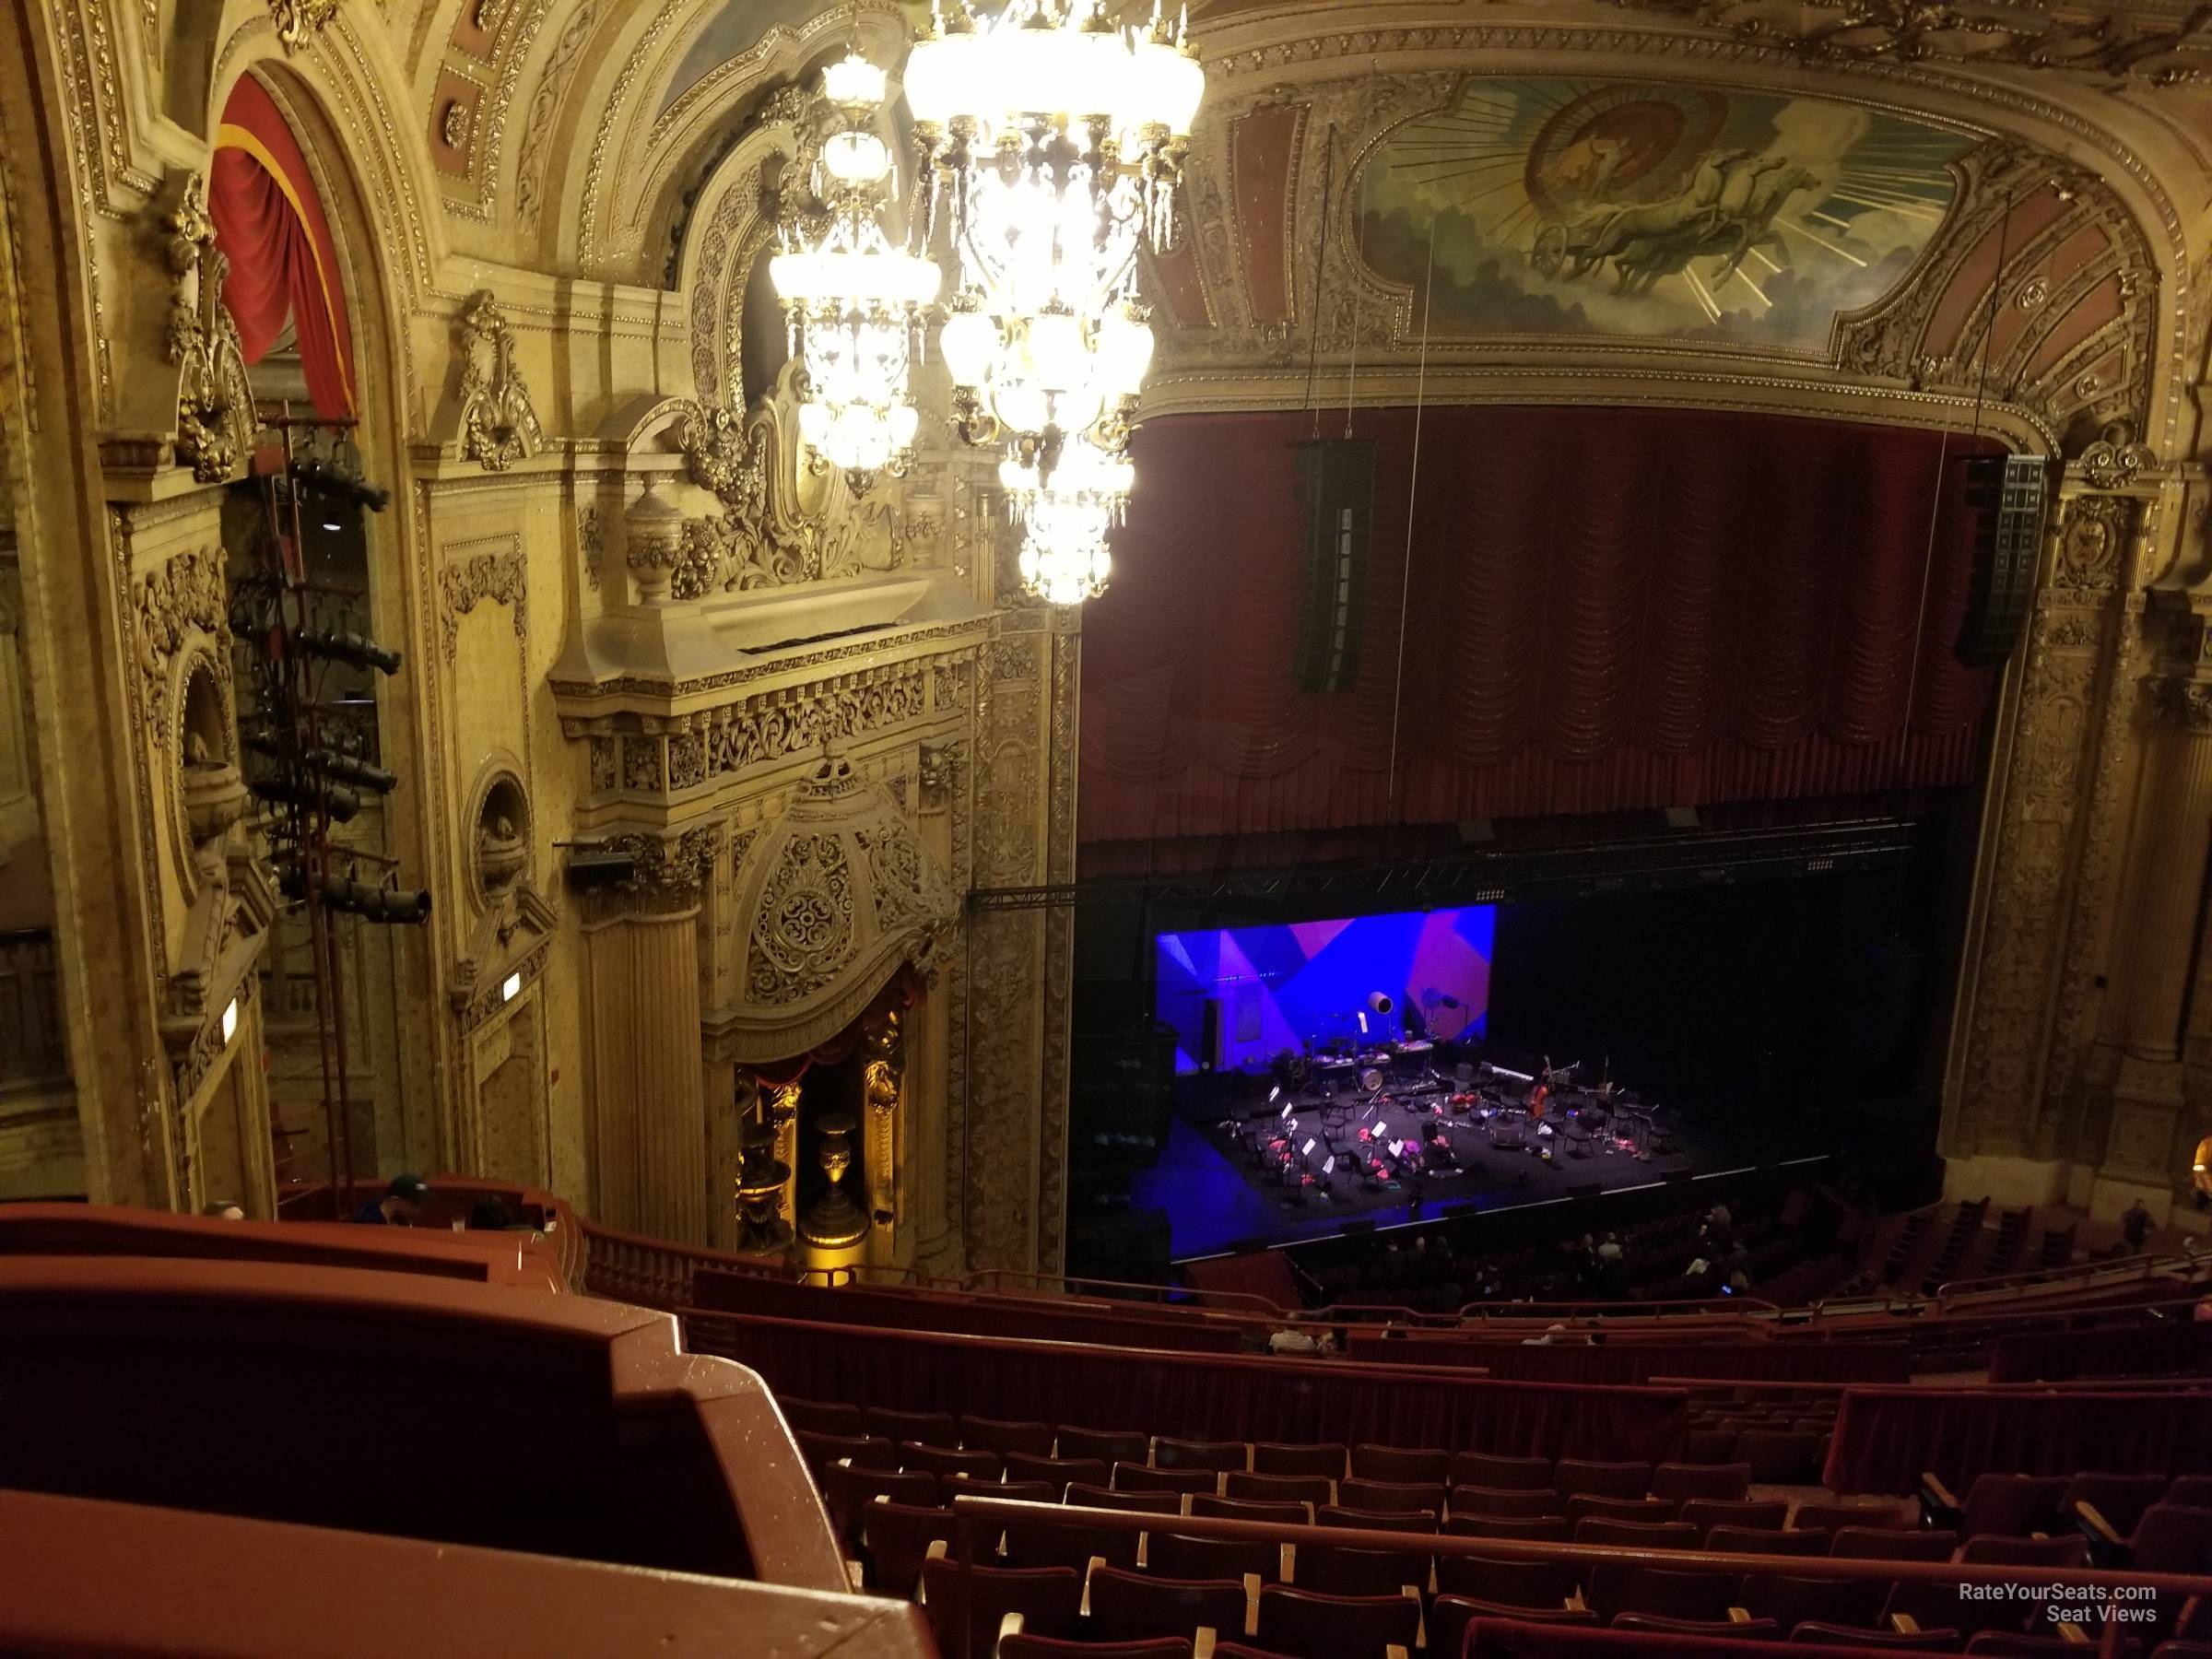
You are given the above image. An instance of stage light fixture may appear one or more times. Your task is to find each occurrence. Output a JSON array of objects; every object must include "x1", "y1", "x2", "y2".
[{"x1": 1366, "y1": 990, "x2": 1395, "y2": 1016}]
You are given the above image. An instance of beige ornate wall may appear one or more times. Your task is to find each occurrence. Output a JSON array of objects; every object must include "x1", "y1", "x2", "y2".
[{"x1": 3, "y1": 0, "x2": 2208, "y2": 1271}]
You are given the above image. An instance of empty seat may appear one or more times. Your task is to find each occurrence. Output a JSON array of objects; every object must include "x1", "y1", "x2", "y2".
[
  {"x1": 1315, "y1": 1504, "x2": 1436, "y2": 1534},
  {"x1": 1566, "y1": 1496, "x2": 1677, "y2": 1527},
  {"x1": 1252, "y1": 1442, "x2": 1347, "y2": 1479},
  {"x1": 1224, "y1": 1472, "x2": 1333, "y2": 1506},
  {"x1": 1252, "y1": 1584, "x2": 1420, "y2": 1659},
  {"x1": 1337, "y1": 1477, "x2": 1444, "y2": 1516},
  {"x1": 1148, "y1": 1529, "x2": 1281, "y2": 1583},
  {"x1": 960, "y1": 1416, "x2": 1056, "y2": 1458},
  {"x1": 1296, "y1": 1541, "x2": 1431, "y2": 1599},
  {"x1": 946, "y1": 1475, "x2": 1055, "y2": 1506},
  {"x1": 1433, "y1": 1550, "x2": 1583, "y2": 1608},
  {"x1": 858, "y1": 1500, "x2": 949, "y2": 1596},
  {"x1": 1065, "y1": 1482, "x2": 1180, "y2": 1515},
  {"x1": 1004, "y1": 1454, "x2": 1111, "y2": 1497},
  {"x1": 779, "y1": 1396, "x2": 864, "y2": 1437},
  {"x1": 794, "y1": 1430, "x2": 897, "y2": 1477},
  {"x1": 1086, "y1": 1564, "x2": 1247, "y2": 1647},
  {"x1": 1154, "y1": 1437, "x2": 1248, "y2": 1474},
  {"x1": 1792, "y1": 1500, "x2": 1913, "y2": 1534},
  {"x1": 1612, "y1": 1613, "x2": 1781, "y2": 1641},
  {"x1": 1736, "y1": 1570, "x2": 1888, "y2": 1633},
  {"x1": 1056, "y1": 1427, "x2": 1149, "y2": 1465},
  {"x1": 1191, "y1": 1494, "x2": 1309, "y2": 1524},
  {"x1": 1653, "y1": 1461, "x2": 1751, "y2": 1503},
  {"x1": 1430, "y1": 1595, "x2": 1594, "y2": 1656},
  {"x1": 999, "y1": 1638, "x2": 1191, "y2": 1659},
  {"x1": 1348, "y1": 1444, "x2": 1450, "y2": 1485},
  {"x1": 1683, "y1": 1429, "x2": 1740, "y2": 1464},
  {"x1": 1450, "y1": 1484, "x2": 1565, "y2": 1519},
  {"x1": 1554, "y1": 1459, "x2": 1653, "y2": 1500},
  {"x1": 922, "y1": 1558, "x2": 1083, "y2": 1659},
  {"x1": 900, "y1": 1441, "x2": 999, "y2": 1482},
  {"x1": 1586, "y1": 1564, "x2": 1738, "y2": 1622},
  {"x1": 820, "y1": 1462, "x2": 937, "y2": 1543},
  {"x1": 1791, "y1": 1621, "x2": 1963, "y2": 1649},
  {"x1": 2126, "y1": 1503, "x2": 2212, "y2": 1573},
  {"x1": 1934, "y1": 1473, "x2": 2070, "y2": 1539},
  {"x1": 1957, "y1": 1533, "x2": 2089, "y2": 1567},
  {"x1": 1883, "y1": 1576, "x2": 2030, "y2": 1641},
  {"x1": 1453, "y1": 1453, "x2": 1553, "y2": 1491},
  {"x1": 1682, "y1": 1499, "x2": 1788, "y2": 1535},
  {"x1": 867, "y1": 1406, "x2": 958, "y2": 1448},
  {"x1": 2062, "y1": 1473, "x2": 2172, "y2": 1540},
  {"x1": 1737, "y1": 1430, "x2": 1824, "y2": 1485},
  {"x1": 2165, "y1": 1477, "x2": 2212, "y2": 1509},
  {"x1": 1113, "y1": 1462, "x2": 1216, "y2": 1497},
  {"x1": 1443, "y1": 1513, "x2": 1568, "y2": 1542},
  {"x1": 1001, "y1": 1512, "x2": 1138, "y2": 1573},
  {"x1": 1831, "y1": 1526, "x2": 1959, "y2": 1561},
  {"x1": 1706, "y1": 1524, "x2": 1830, "y2": 1556},
  {"x1": 1574, "y1": 1517, "x2": 1699, "y2": 1550}
]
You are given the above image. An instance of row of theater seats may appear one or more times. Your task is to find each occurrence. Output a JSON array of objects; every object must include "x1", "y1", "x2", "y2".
[{"x1": 892, "y1": 1493, "x2": 2212, "y2": 1659}]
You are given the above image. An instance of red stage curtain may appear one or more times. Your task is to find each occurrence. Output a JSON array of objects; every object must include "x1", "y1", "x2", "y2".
[
  {"x1": 208, "y1": 76, "x2": 356, "y2": 420},
  {"x1": 683, "y1": 1309, "x2": 1688, "y2": 1462},
  {"x1": 1986, "y1": 1323, "x2": 2212, "y2": 1383},
  {"x1": 1822, "y1": 1384, "x2": 2212, "y2": 1494},
  {"x1": 1080, "y1": 407, "x2": 2002, "y2": 847}
]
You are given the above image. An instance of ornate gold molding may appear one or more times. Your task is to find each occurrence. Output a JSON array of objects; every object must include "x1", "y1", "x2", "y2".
[
  {"x1": 268, "y1": 0, "x2": 346, "y2": 54},
  {"x1": 455, "y1": 290, "x2": 545, "y2": 471},
  {"x1": 161, "y1": 175, "x2": 255, "y2": 486},
  {"x1": 439, "y1": 544, "x2": 528, "y2": 661}
]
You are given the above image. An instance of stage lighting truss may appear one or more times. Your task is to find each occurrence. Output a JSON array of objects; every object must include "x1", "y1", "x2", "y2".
[
  {"x1": 906, "y1": 0, "x2": 1202, "y2": 604},
  {"x1": 768, "y1": 52, "x2": 942, "y2": 490}
]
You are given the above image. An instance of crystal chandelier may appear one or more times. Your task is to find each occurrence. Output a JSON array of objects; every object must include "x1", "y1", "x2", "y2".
[
  {"x1": 903, "y1": 0, "x2": 1201, "y2": 602},
  {"x1": 769, "y1": 53, "x2": 941, "y2": 487}
]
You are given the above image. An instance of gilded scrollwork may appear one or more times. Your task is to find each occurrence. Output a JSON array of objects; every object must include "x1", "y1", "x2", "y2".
[
  {"x1": 267, "y1": 0, "x2": 344, "y2": 53},
  {"x1": 438, "y1": 547, "x2": 527, "y2": 661},
  {"x1": 455, "y1": 290, "x2": 545, "y2": 471},
  {"x1": 162, "y1": 173, "x2": 256, "y2": 485},
  {"x1": 133, "y1": 547, "x2": 229, "y2": 745}
]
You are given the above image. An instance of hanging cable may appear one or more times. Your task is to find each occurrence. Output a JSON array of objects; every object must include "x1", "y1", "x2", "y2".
[
  {"x1": 1384, "y1": 220, "x2": 1438, "y2": 822},
  {"x1": 1303, "y1": 124, "x2": 1337, "y2": 441}
]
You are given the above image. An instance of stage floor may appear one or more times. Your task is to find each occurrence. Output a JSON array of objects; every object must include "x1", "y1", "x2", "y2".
[{"x1": 1131, "y1": 1085, "x2": 1707, "y2": 1260}]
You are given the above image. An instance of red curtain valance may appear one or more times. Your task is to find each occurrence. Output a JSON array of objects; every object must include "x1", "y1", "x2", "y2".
[
  {"x1": 1079, "y1": 406, "x2": 2003, "y2": 847},
  {"x1": 749, "y1": 964, "x2": 923, "y2": 1088},
  {"x1": 208, "y1": 75, "x2": 357, "y2": 421}
]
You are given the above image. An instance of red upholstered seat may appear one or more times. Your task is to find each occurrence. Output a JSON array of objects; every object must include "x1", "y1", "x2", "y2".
[
  {"x1": 1293, "y1": 1540, "x2": 1431, "y2": 1599},
  {"x1": 1736, "y1": 1430, "x2": 1824, "y2": 1485},
  {"x1": 794, "y1": 1430, "x2": 898, "y2": 1477},
  {"x1": 1956, "y1": 1533, "x2": 2088, "y2": 1567},
  {"x1": 867, "y1": 1406, "x2": 958, "y2": 1448},
  {"x1": 819, "y1": 1462, "x2": 936, "y2": 1543},
  {"x1": 1065, "y1": 1482, "x2": 1180, "y2": 1515},
  {"x1": 899, "y1": 1441, "x2": 1000, "y2": 1481},
  {"x1": 1584, "y1": 1564, "x2": 1738, "y2": 1622},
  {"x1": 2131, "y1": 1504, "x2": 2212, "y2": 1573},
  {"x1": 779, "y1": 1396, "x2": 864, "y2": 1437},
  {"x1": 1682, "y1": 1499, "x2": 1788, "y2": 1535},
  {"x1": 1573, "y1": 1517, "x2": 1698, "y2": 1550},
  {"x1": 1338, "y1": 1477, "x2": 1445, "y2": 1516},
  {"x1": 1225, "y1": 1472, "x2": 1334, "y2": 1506},
  {"x1": 857, "y1": 1500, "x2": 950, "y2": 1596},
  {"x1": 1790, "y1": 1500, "x2": 1912, "y2": 1535},
  {"x1": 1004, "y1": 1453, "x2": 1111, "y2": 1497},
  {"x1": 1830, "y1": 1526, "x2": 1958, "y2": 1560},
  {"x1": 945, "y1": 1474, "x2": 1057, "y2": 1506},
  {"x1": 1114, "y1": 1461, "x2": 1216, "y2": 1497},
  {"x1": 1433, "y1": 1550, "x2": 1583, "y2": 1608},
  {"x1": 1350, "y1": 1444, "x2": 1451, "y2": 1485},
  {"x1": 2059, "y1": 1473, "x2": 2170, "y2": 1539},
  {"x1": 1455, "y1": 1453, "x2": 1553, "y2": 1491},
  {"x1": 1058, "y1": 1426, "x2": 1151, "y2": 1465},
  {"x1": 1252, "y1": 1583, "x2": 1421, "y2": 1659},
  {"x1": 1149, "y1": 1529, "x2": 1283, "y2": 1583},
  {"x1": 1192, "y1": 1494, "x2": 1310, "y2": 1524},
  {"x1": 959, "y1": 1415, "x2": 1056, "y2": 1458},
  {"x1": 922, "y1": 1558, "x2": 1083, "y2": 1659},
  {"x1": 1443, "y1": 1513, "x2": 1569, "y2": 1542},
  {"x1": 1316, "y1": 1505, "x2": 1436, "y2": 1534},
  {"x1": 1451, "y1": 1484, "x2": 1565, "y2": 1519},
  {"x1": 1553, "y1": 1461, "x2": 1653, "y2": 1500},
  {"x1": 1787, "y1": 1624, "x2": 1964, "y2": 1649},
  {"x1": 1953, "y1": 1474, "x2": 2070, "y2": 1539},
  {"x1": 1155, "y1": 1437, "x2": 1249, "y2": 1473},
  {"x1": 1086, "y1": 1564, "x2": 1249, "y2": 1646},
  {"x1": 1565, "y1": 1496, "x2": 1675, "y2": 1528},
  {"x1": 1652, "y1": 1462, "x2": 1751, "y2": 1503},
  {"x1": 1735, "y1": 1570, "x2": 1888, "y2": 1633},
  {"x1": 1431, "y1": 1597, "x2": 1598, "y2": 1656},
  {"x1": 1883, "y1": 1575, "x2": 2033, "y2": 1641},
  {"x1": 999, "y1": 1637, "x2": 1191, "y2": 1659},
  {"x1": 1684, "y1": 1429, "x2": 1741, "y2": 1464},
  {"x1": 1706, "y1": 1524, "x2": 1830, "y2": 1556},
  {"x1": 1253, "y1": 1442, "x2": 1347, "y2": 1479},
  {"x1": 1002, "y1": 1512, "x2": 1140, "y2": 1573}
]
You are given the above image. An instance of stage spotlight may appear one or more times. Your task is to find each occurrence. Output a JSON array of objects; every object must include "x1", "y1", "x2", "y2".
[
  {"x1": 1268, "y1": 1086, "x2": 1280, "y2": 1102},
  {"x1": 1366, "y1": 990, "x2": 1395, "y2": 1016}
]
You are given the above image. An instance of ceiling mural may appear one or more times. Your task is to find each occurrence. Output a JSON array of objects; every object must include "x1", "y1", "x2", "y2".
[{"x1": 1356, "y1": 79, "x2": 1975, "y2": 351}]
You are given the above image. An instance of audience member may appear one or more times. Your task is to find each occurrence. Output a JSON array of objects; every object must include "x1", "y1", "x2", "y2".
[{"x1": 353, "y1": 1173, "x2": 431, "y2": 1227}]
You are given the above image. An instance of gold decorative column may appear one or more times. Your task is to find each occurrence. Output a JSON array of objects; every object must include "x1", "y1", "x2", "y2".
[
  {"x1": 581, "y1": 829, "x2": 718, "y2": 1241},
  {"x1": 861, "y1": 1006, "x2": 903, "y2": 1232}
]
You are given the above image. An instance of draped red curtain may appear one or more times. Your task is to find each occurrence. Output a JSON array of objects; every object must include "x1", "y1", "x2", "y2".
[
  {"x1": 1823, "y1": 1385, "x2": 2212, "y2": 1494},
  {"x1": 750, "y1": 965, "x2": 924, "y2": 1087},
  {"x1": 207, "y1": 75, "x2": 357, "y2": 420},
  {"x1": 1080, "y1": 407, "x2": 2003, "y2": 848}
]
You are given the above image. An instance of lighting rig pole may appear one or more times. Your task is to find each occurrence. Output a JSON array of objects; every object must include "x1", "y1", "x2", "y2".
[{"x1": 232, "y1": 408, "x2": 429, "y2": 1202}]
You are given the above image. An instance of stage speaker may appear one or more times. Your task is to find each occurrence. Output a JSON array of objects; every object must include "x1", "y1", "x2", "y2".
[
  {"x1": 1199, "y1": 996, "x2": 1222, "y2": 1073},
  {"x1": 1290, "y1": 438, "x2": 1375, "y2": 693},
  {"x1": 1955, "y1": 453, "x2": 2049, "y2": 668}
]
